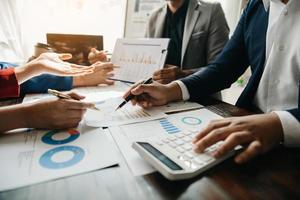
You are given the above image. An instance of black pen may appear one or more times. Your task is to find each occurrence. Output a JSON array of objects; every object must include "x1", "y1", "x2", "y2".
[{"x1": 115, "y1": 77, "x2": 153, "y2": 111}]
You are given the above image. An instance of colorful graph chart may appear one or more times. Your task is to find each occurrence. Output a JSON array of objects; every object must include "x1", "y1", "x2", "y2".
[
  {"x1": 41, "y1": 129, "x2": 80, "y2": 145},
  {"x1": 181, "y1": 117, "x2": 202, "y2": 125},
  {"x1": 39, "y1": 146, "x2": 85, "y2": 169},
  {"x1": 159, "y1": 119, "x2": 181, "y2": 134}
]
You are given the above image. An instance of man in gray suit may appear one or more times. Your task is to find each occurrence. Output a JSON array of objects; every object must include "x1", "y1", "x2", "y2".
[{"x1": 146, "y1": 0, "x2": 229, "y2": 84}]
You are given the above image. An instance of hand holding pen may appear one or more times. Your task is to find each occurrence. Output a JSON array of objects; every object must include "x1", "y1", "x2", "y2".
[
  {"x1": 116, "y1": 78, "x2": 153, "y2": 110},
  {"x1": 48, "y1": 89, "x2": 100, "y2": 111}
]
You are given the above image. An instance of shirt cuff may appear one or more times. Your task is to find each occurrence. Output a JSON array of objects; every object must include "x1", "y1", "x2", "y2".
[
  {"x1": 173, "y1": 80, "x2": 190, "y2": 101},
  {"x1": 273, "y1": 111, "x2": 300, "y2": 147}
]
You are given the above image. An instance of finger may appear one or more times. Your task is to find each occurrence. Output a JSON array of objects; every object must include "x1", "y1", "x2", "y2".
[
  {"x1": 235, "y1": 141, "x2": 263, "y2": 164},
  {"x1": 193, "y1": 126, "x2": 235, "y2": 153},
  {"x1": 131, "y1": 84, "x2": 155, "y2": 96},
  {"x1": 193, "y1": 120, "x2": 232, "y2": 143},
  {"x1": 91, "y1": 48, "x2": 97, "y2": 54},
  {"x1": 66, "y1": 100, "x2": 95, "y2": 110},
  {"x1": 58, "y1": 53, "x2": 72, "y2": 61},
  {"x1": 212, "y1": 131, "x2": 253, "y2": 158},
  {"x1": 65, "y1": 109, "x2": 86, "y2": 119},
  {"x1": 104, "y1": 79, "x2": 114, "y2": 85},
  {"x1": 123, "y1": 80, "x2": 144, "y2": 99},
  {"x1": 67, "y1": 92, "x2": 85, "y2": 100},
  {"x1": 153, "y1": 69, "x2": 162, "y2": 76}
]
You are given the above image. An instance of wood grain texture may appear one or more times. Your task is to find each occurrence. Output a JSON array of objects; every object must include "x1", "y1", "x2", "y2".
[{"x1": 1, "y1": 97, "x2": 299, "y2": 200}]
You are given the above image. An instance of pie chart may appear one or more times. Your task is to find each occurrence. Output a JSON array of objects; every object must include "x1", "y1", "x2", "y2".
[
  {"x1": 41, "y1": 129, "x2": 80, "y2": 145},
  {"x1": 181, "y1": 117, "x2": 202, "y2": 125},
  {"x1": 39, "y1": 146, "x2": 85, "y2": 169}
]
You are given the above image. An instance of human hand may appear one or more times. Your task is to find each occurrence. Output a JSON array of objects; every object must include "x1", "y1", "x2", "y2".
[
  {"x1": 123, "y1": 81, "x2": 182, "y2": 108},
  {"x1": 153, "y1": 64, "x2": 187, "y2": 84},
  {"x1": 88, "y1": 48, "x2": 108, "y2": 64},
  {"x1": 192, "y1": 113, "x2": 284, "y2": 164},
  {"x1": 29, "y1": 52, "x2": 95, "y2": 76},
  {"x1": 25, "y1": 92, "x2": 95, "y2": 129},
  {"x1": 73, "y1": 61, "x2": 114, "y2": 87},
  {"x1": 15, "y1": 53, "x2": 95, "y2": 84}
]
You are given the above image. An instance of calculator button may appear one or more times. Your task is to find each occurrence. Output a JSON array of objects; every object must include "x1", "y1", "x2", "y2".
[
  {"x1": 175, "y1": 146, "x2": 185, "y2": 153},
  {"x1": 174, "y1": 140, "x2": 184, "y2": 146},
  {"x1": 192, "y1": 159, "x2": 205, "y2": 167},
  {"x1": 184, "y1": 152, "x2": 194, "y2": 159},
  {"x1": 156, "y1": 141, "x2": 164, "y2": 146},
  {"x1": 167, "y1": 136, "x2": 177, "y2": 141},
  {"x1": 182, "y1": 144, "x2": 193, "y2": 151},
  {"x1": 178, "y1": 155, "x2": 189, "y2": 161},
  {"x1": 183, "y1": 131, "x2": 192, "y2": 136},
  {"x1": 175, "y1": 133, "x2": 185, "y2": 138},
  {"x1": 184, "y1": 160, "x2": 192, "y2": 168},
  {"x1": 191, "y1": 161, "x2": 200, "y2": 169},
  {"x1": 195, "y1": 154, "x2": 214, "y2": 163},
  {"x1": 168, "y1": 142, "x2": 177, "y2": 148},
  {"x1": 162, "y1": 139, "x2": 169, "y2": 144},
  {"x1": 182, "y1": 137, "x2": 192, "y2": 143}
]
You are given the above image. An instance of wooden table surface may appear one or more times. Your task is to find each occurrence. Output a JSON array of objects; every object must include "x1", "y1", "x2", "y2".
[{"x1": 1, "y1": 98, "x2": 300, "y2": 200}]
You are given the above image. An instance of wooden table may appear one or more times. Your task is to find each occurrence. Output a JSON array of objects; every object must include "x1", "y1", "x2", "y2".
[{"x1": 1, "y1": 98, "x2": 300, "y2": 200}]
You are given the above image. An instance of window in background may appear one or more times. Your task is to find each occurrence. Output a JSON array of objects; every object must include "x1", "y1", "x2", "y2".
[{"x1": 0, "y1": 0, "x2": 126, "y2": 63}]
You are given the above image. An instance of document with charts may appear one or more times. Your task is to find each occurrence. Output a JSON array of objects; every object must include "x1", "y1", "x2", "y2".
[
  {"x1": 85, "y1": 96, "x2": 167, "y2": 127},
  {"x1": 0, "y1": 125, "x2": 119, "y2": 192},
  {"x1": 111, "y1": 38, "x2": 170, "y2": 83},
  {"x1": 109, "y1": 109, "x2": 223, "y2": 176}
]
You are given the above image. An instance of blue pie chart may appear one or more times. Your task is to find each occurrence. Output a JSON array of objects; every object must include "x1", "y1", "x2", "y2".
[
  {"x1": 42, "y1": 129, "x2": 80, "y2": 145},
  {"x1": 39, "y1": 146, "x2": 85, "y2": 169},
  {"x1": 181, "y1": 117, "x2": 202, "y2": 125}
]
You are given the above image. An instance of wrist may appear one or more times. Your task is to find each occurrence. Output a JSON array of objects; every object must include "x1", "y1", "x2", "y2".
[
  {"x1": 166, "y1": 82, "x2": 183, "y2": 102},
  {"x1": 73, "y1": 76, "x2": 85, "y2": 87},
  {"x1": 268, "y1": 112, "x2": 284, "y2": 143}
]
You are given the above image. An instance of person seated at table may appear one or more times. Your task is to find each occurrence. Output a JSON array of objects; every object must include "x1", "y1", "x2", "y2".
[
  {"x1": 124, "y1": 0, "x2": 300, "y2": 164},
  {"x1": 0, "y1": 50, "x2": 114, "y2": 94},
  {"x1": 0, "y1": 53, "x2": 95, "y2": 133},
  {"x1": 145, "y1": 0, "x2": 229, "y2": 84}
]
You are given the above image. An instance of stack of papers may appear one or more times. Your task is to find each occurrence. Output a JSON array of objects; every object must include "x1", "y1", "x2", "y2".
[{"x1": 0, "y1": 125, "x2": 119, "y2": 191}]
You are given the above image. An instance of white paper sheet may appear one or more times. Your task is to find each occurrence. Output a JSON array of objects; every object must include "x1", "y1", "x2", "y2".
[
  {"x1": 111, "y1": 38, "x2": 169, "y2": 83},
  {"x1": 85, "y1": 97, "x2": 167, "y2": 127},
  {"x1": 0, "y1": 125, "x2": 119, "y2": 192},
  {"x1": 22, "y1": 81, "x2": 130, "y2": 104},
  {"x1": 154, "y1": 101, "x2": 203, "y2": 114},
  {"x1": 109, "y1": 109, "x2": 223, "y2": 176}
]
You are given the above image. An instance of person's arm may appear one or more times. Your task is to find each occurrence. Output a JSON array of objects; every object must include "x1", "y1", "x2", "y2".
[
  {"x1": 0, "y1": 93, "x2": 94, "y2": 133},
  {"x1": 0, "y1": 68, "x2": 19, "y2": 98},
  {"x1": 21, "y1": 75, "x2": 73, "y2": 94},
  {"x1": 206, "y1": 3, "x2": 230, "y2": 64},
  {"x1": 180, "y1": 1, "x2": 251, "y2": 102}
]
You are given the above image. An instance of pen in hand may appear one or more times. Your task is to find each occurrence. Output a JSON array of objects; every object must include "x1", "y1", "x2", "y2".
[
  {"x1": 47, "y1": 89, "x2": 100, "y2": 111},
  {"x1": 115, "y1": 77, "x2": 153, "y2": 111}
]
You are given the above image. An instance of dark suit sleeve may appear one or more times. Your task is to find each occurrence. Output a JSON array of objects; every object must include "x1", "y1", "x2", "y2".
[
  {"x1": 206, "y1": 3, "x2": 230, "y2": 64},
  {"x1": 288, "y1": 109, "x2": 300, "y2": 122},
  {"x1": 180, "y1": 2, "x2": 251, "y2": 102},
  {"x1": 21, "y1": 74, "x2": 73, "y2": 94}
]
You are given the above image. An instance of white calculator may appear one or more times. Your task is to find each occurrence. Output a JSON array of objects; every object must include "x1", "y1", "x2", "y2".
[{"x1": 132, "y1": 130, "x2": 236, "y2": 180}]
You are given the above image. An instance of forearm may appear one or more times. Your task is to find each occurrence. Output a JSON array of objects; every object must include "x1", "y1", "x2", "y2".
[{"x1": 0, "y1": 104, "x2": 28, "y2": 133}]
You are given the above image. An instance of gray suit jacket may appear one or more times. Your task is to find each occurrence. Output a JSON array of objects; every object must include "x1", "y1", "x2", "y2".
[{"x1": 145, "y1": 0, "x2": 229, "y2": 71}]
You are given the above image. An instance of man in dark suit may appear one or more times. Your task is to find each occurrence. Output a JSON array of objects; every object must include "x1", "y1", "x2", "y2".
[
  {"x1": 125, "y1": 0, "x2": 300, "y2": 163},
  {"x1": 146, "y1": 0, "x2": 229, "y2": 84}
]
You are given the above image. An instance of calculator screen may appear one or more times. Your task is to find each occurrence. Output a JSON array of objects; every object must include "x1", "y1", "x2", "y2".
[{"x1": 138, "y1": 142, "x2": 183, "y2": 171}]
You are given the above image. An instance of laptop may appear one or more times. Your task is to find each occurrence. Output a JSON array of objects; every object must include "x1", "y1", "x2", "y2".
[{"x1": 47, "y1": 33, "x2": 103, "y2": 65}]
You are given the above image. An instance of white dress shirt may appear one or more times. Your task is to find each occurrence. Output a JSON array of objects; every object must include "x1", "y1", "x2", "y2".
[{"x1": 175, "y1": 0, "x2": 300, "y2": 146}]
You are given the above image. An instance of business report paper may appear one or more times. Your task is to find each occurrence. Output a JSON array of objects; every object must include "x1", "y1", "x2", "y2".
[
  {"x1": 0, "y1": 125, "x2": 119, "y2": 191},
  {"x1": 111, "y1": 38, "x2": 170, "y2": 83},
  {"x1": 109, "y1": 109, "x2": 223, "y2": 176},
  {"x1": 85, "y1": 96, "x2": 167, "y2": 127}
]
